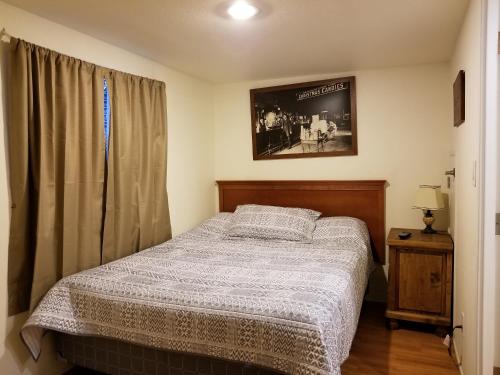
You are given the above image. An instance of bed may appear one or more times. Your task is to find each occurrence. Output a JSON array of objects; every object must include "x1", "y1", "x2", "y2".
[{"x1": 21, "y1": 180, "x2": 386, "y2": 375}]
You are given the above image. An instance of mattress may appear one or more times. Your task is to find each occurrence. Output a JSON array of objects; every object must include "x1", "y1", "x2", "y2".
[{"x1": 22, "y1": 214, "x2": 373, "y2": 375}]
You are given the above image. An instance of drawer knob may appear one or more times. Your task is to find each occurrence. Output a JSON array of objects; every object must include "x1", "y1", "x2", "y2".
[{"x1": 430, "y1": 272, "x2": 441, "y2": 284}]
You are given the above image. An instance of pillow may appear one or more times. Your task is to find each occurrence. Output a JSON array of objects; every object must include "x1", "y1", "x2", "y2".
[
  {"x1": 176, "y1": 212, "x2": 233, "y2": 240},
  {"x1": 313, "y1": 216, "x2": 370, "y2": 249},
  {"x1": 226, "y1": 204, "x2": 321, "y2": 242}
]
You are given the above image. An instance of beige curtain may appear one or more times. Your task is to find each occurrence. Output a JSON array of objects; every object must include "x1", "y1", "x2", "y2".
[
  {"x1": 6, "y1": 39, "x2": 106, "y2": 314},
  {"x1": 6, "y1": 39, "x2": 171, "y2": 315},
  {"x1": 102, "y1": 72, "x2": 171, "y2": 263}
]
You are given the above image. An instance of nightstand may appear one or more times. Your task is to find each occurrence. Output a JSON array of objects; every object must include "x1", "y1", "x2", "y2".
[{"x1": 385, "y1": 228, "x2": 453, "y2": 330}]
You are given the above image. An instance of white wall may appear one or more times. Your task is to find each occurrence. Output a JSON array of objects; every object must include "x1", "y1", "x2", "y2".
[
  {"x1": 0, "y1": 1, "x2": 215, "y2": 374},
  {"x1": 213, "y1": 63, "x2": 452, "y2": 254},
  {"x1": 449, "y1": 0, "x2": 483, "y2": 373}
]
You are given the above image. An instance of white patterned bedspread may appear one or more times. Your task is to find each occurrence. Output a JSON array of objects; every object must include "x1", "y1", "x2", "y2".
[{"x1": 21, "y1": 214, "x2": 373, "y2": 375}]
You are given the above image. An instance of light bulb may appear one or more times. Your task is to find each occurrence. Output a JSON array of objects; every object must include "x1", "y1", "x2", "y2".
[{"x1": 227, "y1": 1, "x2": 258, "y2": 20}]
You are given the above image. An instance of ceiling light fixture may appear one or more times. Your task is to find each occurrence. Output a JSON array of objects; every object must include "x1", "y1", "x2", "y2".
[{"x1": 227, "y1": 1, "x2": 258, "y2": 20}]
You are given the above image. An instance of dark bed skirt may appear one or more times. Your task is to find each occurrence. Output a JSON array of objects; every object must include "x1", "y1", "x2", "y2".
[{"x1": 55, "y1": 332, "x2": 283, "y2": 375}]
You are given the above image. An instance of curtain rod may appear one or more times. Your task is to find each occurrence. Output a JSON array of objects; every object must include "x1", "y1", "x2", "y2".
[{"x1": 1, "y1": 28, "x2": 12, "y2": 43}]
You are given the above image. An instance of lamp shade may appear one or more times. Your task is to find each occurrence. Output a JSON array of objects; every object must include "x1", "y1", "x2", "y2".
[{"x1": 413, "y1": 185, "x2": 445, "y2": 211}]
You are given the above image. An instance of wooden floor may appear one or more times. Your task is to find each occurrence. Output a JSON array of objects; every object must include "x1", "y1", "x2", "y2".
[
  {"x1": 341, "y1": 302, "x2": 459, "y2": 375},
  {"x1": 67, "y1": 302, "x2": 459, "y2": 375}
]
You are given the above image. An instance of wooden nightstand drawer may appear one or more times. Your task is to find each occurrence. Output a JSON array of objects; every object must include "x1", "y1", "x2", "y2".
[{"x1": 386, "y1": 228, "x2": 453, "y2": 329}]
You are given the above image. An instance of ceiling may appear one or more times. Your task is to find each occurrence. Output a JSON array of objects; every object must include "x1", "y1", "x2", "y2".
[{"x1": 4, "y1": 0, "x2": 469, "y2": 83}]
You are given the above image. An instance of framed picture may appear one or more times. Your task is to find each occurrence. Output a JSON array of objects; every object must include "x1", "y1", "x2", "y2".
[
  {"x1": 453, "y1": 70, "x2": 465, "y2": 127},
  {"x1": 250, "y1": 76, "x2": 357, "y2": 160}
]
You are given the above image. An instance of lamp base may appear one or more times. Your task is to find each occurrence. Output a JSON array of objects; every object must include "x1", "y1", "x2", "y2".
[
  {"x1": 421, "y1": 210, "x2": 437, "y2": 234},
  {"x1": 421, "y1": 226, "x2": 437, "y2": 234}
]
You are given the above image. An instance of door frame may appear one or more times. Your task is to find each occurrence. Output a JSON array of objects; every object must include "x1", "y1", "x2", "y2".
[{"x1": 478, "y1": 0, "x2": 498, "y2": 373}]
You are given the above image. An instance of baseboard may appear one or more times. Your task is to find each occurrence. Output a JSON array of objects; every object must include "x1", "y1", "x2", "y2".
[{"x1": 453, "y1": 342, "x2": 464, "y2": 375}]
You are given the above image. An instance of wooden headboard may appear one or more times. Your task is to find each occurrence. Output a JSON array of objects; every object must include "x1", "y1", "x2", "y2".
[{"x1": 217, "y1": 180, "x2": 387, "y2": 264}]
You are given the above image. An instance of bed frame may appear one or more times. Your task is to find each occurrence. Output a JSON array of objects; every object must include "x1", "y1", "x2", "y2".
[
  {"x1": 56, "y1": 332, "x2": 282, "y2": 375},
  {"x1": 217, "y1": 180, "x2": 387, "y2": 263},
  {"x1": 57, "y1": 179, "x2": 387, "y2": 374}
]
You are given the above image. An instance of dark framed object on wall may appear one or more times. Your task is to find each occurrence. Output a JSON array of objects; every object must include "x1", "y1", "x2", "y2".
[
  {"x1": 250, "y1": 76, "x2": 357, "y2": 160},
  {"x1": 453, "y1": 70, "x2": 465, "y2": 127}
]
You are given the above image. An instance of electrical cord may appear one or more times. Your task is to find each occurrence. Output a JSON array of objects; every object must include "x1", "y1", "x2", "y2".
[{"x1": 448, "y1": 325, "x2": 463, "y2": 366}]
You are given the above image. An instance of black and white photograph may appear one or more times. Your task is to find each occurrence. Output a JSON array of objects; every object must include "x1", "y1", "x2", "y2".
[{"x1": 250, "y1": 76, "x2": 357, "y2": 160}]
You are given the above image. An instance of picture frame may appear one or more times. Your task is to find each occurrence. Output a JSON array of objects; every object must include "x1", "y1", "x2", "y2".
[
  {"x1": 453, "y1": 70, "x2": 465, "y2": 127},
  {"x1": 250, "y1": 76, "x2": 357, "y2": 160}
]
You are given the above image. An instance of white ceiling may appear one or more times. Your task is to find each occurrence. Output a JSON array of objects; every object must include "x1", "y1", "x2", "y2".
[{"x1": 4, "y1": 0, "x2": 469, "y2": 83}]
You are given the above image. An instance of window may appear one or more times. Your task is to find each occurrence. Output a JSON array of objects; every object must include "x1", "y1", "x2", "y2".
[{"x1": 104, "y1": 79, "x2": 110, "y2": 159}]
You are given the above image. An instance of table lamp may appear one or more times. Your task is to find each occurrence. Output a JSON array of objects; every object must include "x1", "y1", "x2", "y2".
[{"x1": 413, "y1": 185, "x2": 445, "y2": 234}]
